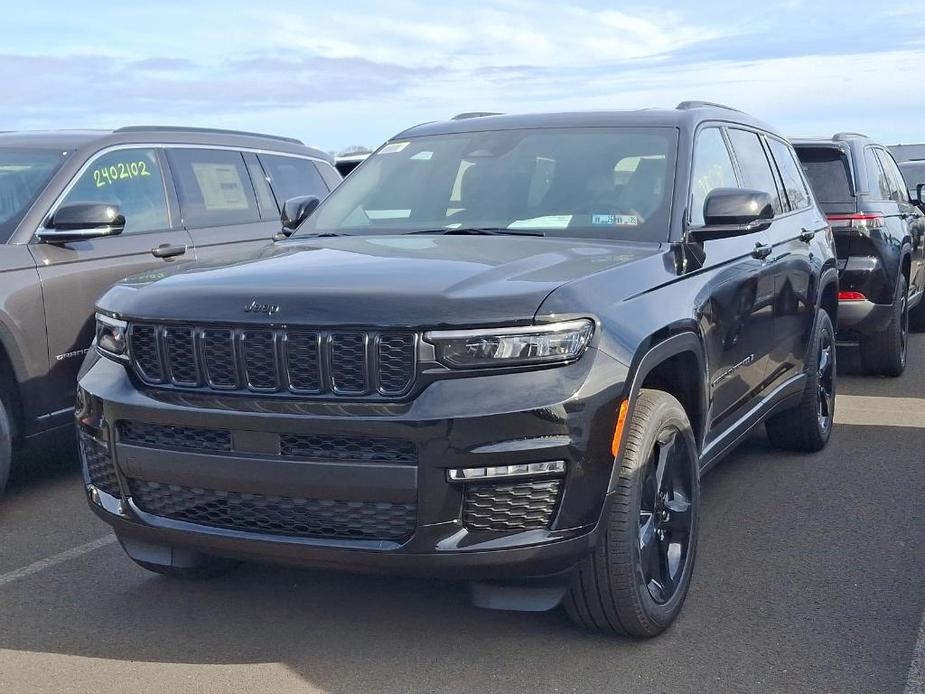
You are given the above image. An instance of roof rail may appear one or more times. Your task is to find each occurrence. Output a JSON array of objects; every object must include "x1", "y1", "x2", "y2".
[
  {"x1": 676, "y1": 100, "x2": 742, "y2": 113},
  {"x1": 833, "y1": 132, "x2": 868, "y2": 141},
  {"x1": 451, "y1": 112, "x2": 504, "y2": 120},
  {"x1": 113, "y1": 125, "x2": 303, "y2": 145}
]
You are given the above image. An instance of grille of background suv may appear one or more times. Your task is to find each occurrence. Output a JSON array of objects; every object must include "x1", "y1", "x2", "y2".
[{"x1": 128, "y1": 324, "x2": 416, "y2": 397}]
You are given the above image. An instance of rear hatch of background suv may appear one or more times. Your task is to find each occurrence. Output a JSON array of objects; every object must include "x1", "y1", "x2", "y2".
[{"x1": 794, "y1": 144, "x2": 867, "y2": 262}]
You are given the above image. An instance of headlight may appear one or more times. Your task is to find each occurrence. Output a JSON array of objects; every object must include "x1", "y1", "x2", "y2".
[
  {"x1": 424, "y1": 319, "x2": 594, "y2": 369},
  {"x1": 95, "y1": 312, "x2": 128, "y2": 362}
]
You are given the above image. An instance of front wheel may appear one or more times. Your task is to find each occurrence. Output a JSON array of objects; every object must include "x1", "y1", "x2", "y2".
[{"x1": 564, "y1": 389, "x2": 699, "y2": 637}]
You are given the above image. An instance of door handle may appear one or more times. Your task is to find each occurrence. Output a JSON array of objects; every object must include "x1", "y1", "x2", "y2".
[
  {"x1": 151, "y1": 243, "x2": 187, "y2": 259},
  {"x1": 799, "y1": 227, "x2": 816, "y2": 242},
  {"x1": 751, "y1": 243, "x2": 772, "y2": 260}
]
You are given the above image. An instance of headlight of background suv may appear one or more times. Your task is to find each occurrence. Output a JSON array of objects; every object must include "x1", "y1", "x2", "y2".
[
  {"x1": 95, "y1": 312, "x2": 128, "y2": 362},
  {"x1": 424, "y1": 319, "x2": 594, "y2": 369}
]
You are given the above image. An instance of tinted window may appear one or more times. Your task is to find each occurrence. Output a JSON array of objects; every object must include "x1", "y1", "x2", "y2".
[
  {"x1": 865, "y1": 148, "x2": 892, "y2": 200},
  {"x1": 302, "y1": 127, "x2": 678, "y2": 242},
  {"x1": 59, "y1": 148, "x2": 169, "y2": 235},
  {"x1": 728, "y1": 129, "x2": 783, "y2": 213},
  {"x1": 899, "y1": 161, "x2": 925, "y2": 196},
  {"x1": 168, "y1": 149, "x2": 260, "y2": 228},
  {"x1": 794, "y1": 146, "x2": 852, "y2": 203},
  {"x1": 876, "y1": 150, "x2": 909, "y2": 203},
  {"x1": 690, "y1": 128, "x2": 738, "y2": 226},
  {"x1": 768, "y1": 138, "x2": 811, "y2": 210},
  {"x1": 316, "y1": 161, "x2": 343, "y2": 190},
  {"x1": 0, "y1": 148, "x2": 70, "y2": 240},
  {"x1": 258, "y1": 154, "x2": 328, "y2": 207}
]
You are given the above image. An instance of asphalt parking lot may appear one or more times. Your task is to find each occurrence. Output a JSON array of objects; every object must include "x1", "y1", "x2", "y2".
[{"x1": 1, "y1": 337, "x2": 923, "y2": 694}]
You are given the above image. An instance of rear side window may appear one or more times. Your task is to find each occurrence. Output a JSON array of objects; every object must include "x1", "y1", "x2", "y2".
[
  {"x1": 795, "y1": 146, "x2": 853, "y2": 203},
  {"x1": 875, "y1": 149, "x2": 909, "y2": 203},
  {"x1": 768, "y1": 139, "x2": 811, "y2": 210},
  {"x1": 316, "y1": 161, "x2": 343, "y2": 190},
  {"x1": 59, "y1": 148, "x2": 169, "y2": 235},
  {"x1": 168, "y1": 149, "x2": 260, "y2": 228},
  {"x1": 257, "y1": 154, "x2": 328, "y2": 207},
  {"x1": 864, "y1": 148, "x2": 892, "y2": 201},
  {"x1": 690, "y1": 128, "x2": 738, "y2": 225},
  {"x1": 727, "y1": 129, "x2": 783, "y2": 214}
]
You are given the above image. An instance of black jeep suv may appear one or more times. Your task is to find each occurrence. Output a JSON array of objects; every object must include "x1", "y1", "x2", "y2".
[
  {"x1": 793, "y1": 134, "x2": 925, "y2": 375},
  {"x1": 78, "y1": 104, "x2": 838, "y2": 637}
]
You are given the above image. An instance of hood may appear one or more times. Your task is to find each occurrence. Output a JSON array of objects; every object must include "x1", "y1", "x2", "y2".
[{"x1": 99, "y1": 235, "x2": 659, "y2": 328}]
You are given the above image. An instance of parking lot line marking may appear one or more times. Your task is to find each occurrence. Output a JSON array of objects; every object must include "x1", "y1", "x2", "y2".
[
  {"x1": 0, "y1": 535, "x2": 116, "y2": 588},
  {"x1": 835, "y1": 395, "x2": 925, "y2": 428},
  {"x1": 907, "y1": 608, "x2": 925, "y2": 694}
]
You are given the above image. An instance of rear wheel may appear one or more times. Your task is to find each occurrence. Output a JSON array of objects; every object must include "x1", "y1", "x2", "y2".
[
  {"x1": 766, "y1": 309, "x2": 835, "y2": 452},
  {"x1": 0, "y1": 398, "x2": 11, "y2": 497},
  {"x1": 564, "y1": 389, "x2": 699, "y2": 637},
  {"x1": 859, "y1": 274, "x2": 908, "y2": 377}
]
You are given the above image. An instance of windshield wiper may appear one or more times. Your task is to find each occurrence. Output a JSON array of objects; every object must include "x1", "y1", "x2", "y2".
[{"x1": 404, "y1": 227, "x2": 545, "y2": 237}]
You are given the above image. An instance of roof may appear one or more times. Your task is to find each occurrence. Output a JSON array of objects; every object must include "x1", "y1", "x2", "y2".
[
  {"x1": 791, "y1": 133, "x2": 878, "y2": 148},
  {"x1": 392, "y1": 104, "x2": 780, "y2": 140},
  {"x1": 0, "y1": 126, "x2": 331, "y2": 161}
]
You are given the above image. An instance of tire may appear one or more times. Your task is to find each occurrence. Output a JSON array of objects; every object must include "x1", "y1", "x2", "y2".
[
  {"x1": 564, "y1": 389, "x2": 699, "y2": 637},
  {"x1": 765, "y1": 309, "x2": 836, "y2": 452},
  {"x1": 859, "y1": 274, "x2": 908, "y2": 377},
  {"x1": 0, "y1": 398, "x2": 11, "y2": 497},
  {"x1": 131, "y1": 556, "x2": 240, "y2": 579}
]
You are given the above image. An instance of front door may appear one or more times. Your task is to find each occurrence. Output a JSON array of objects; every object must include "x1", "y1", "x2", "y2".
[{"x1": 29, "y1": 146, "x2": 194, "y2": 416}]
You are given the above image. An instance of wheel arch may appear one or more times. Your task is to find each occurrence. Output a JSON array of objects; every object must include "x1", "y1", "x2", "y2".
[{"x1": 621, "y1": 331, "x2": 707, "y2": 453}]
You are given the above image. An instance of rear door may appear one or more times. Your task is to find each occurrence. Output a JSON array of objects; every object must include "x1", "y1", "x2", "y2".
[
  {"x1": 166, "y1": 147, "x2": 278, "y2": 262},
  {"x1": 29, "y1": 146, "x2": 194, "y2": 415},
  {"x1": 765, "y1": 136, "x2": 827, "y2": 383}
]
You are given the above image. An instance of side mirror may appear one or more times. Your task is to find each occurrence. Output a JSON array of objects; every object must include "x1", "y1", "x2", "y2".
[
  {"x1": 916, "y1": 183, "x2": 925, "y2": 206},
  {"x1": 37, "y1": 203, "x2": 125, "y2": 243},
  {"x1": 276, "y1": 195, "x2": 321, "y2": 239},
  {"x1": 688, "y1": 188, "x2": 774, "y2": 242}
]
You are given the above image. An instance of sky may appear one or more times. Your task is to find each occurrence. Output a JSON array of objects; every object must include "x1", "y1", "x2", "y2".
[{"x1": 2, "y1": 1, "x2": 924, "y2": 153}]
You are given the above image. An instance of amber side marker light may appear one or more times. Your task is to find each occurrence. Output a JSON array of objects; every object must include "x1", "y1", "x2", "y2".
[{"x1": 611, "y1": 400, "x2": 629, "y2": 457}]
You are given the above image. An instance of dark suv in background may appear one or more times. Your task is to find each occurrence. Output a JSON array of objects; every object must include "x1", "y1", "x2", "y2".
[
  {"x1": 0, "y1": 126, "x2": 339, "y2": 493},
  {"x1": 793, "y1": 134, "x2": 925, "y2": 375},
  {"x1": 78, "y1": 103, "x2": 837, "y2": 637}
]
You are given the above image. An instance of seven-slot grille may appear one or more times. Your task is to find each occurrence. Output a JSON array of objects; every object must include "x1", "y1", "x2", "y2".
[{"x1": 128, "y1": 324, "x2": 416, "y2": 397}]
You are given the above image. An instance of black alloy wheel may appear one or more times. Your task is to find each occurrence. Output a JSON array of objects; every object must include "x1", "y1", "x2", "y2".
[{"x1": 638, "y1": 427, "x2": 695, "y2": 604}]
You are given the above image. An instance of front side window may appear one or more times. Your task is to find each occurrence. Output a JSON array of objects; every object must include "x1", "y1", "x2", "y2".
[
  {"x1": 0, "y1": 148, "x2": 70, "y2": 241},
  {"x1": 299, "y1": 127, "x2": 678, "y2": 242},
  {"x1": 768, "y1": 138, "x2": 811, "y2": 210},
  {"x1": 59, "y1": 148, "x2": 169, "y2": 235},
  {"x1": 690, "y1": 128, "x2": 738, "y2": 226},
  {"x1": 168, "y1": 149, "x2": 260, "y2": 228},
  {"x1": 727, "y1": 129, "x2": 783, "y2": 214}
]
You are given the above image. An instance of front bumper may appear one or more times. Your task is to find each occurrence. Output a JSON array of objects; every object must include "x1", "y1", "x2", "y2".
[{"x1": 77, "y1": 349, "x2": 627, "y2": 580}]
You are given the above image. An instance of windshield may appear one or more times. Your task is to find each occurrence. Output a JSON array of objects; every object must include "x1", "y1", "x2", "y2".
[
  {"x1": 0, "y1": 148, "x2": 69, "y2": 240},
  {"x1": 298, "y1": 127, "x2": 678, "y2": 242}
]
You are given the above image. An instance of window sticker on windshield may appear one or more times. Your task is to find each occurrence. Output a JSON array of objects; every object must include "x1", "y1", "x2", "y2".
[
  {"x1": 508, "y1": 215, "x2": 572, "y2": 229},
  {"x1": 410, "y1": 151, "x2": 433, "y2": 160},
  {"x1": 380, "y1": 141, "x2": 410, "y2": 154},
  {"x1": 592, "y1": 214, "x2": 640, "y2": 226}
]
